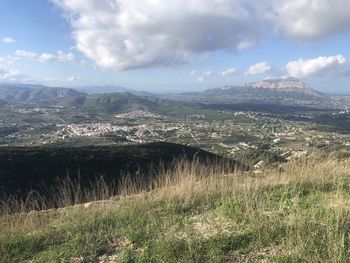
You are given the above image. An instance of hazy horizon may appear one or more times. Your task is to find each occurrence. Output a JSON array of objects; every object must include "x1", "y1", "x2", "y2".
[{"x1": 1, "y1": 0, "x2": 350, "y2": 93}]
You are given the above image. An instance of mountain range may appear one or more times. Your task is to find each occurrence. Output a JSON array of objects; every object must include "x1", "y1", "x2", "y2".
[
  {"x1": 0, "y1": 83, "x2": 202, "y2": 115},
  {"x1": 82, "y1": 92, "x2": 199, "y2": 115},
  {"x1": 75, "y1": 85, "x2": 155, "y2": 96},
  {"x1": 0, "y1": 83, "x2": 85, "y2": 106},
  {"x1": 205, "y1": 78, "x2": 324, "y2": 98},
  {"x1": 0, "y1": 78, "x2": 336, "y2": 113},
  {"x1": 174, "y1": 78, "x2": 328, "y2": 104}
]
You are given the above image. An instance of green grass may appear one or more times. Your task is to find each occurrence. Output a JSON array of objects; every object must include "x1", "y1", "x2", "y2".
[{"x1": 2, "y1": 155, "x2": 350, "y2": 262}]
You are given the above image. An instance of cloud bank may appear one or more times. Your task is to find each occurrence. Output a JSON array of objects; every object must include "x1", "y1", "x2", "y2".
[
  {"x1": 221, "y1": 68, "x2": 237, "y2": 76},
  {"x1": 15, "y1": 50, "x2": 75, "y2": 63},
  {"x1": 2, "y1": 37, "x2": 16, "y2": 44},
  {"x1": 246, "y1": 62, "x2": 271, "y2": 75},
  {"x1": 198, "y1": 71, "x2": 214, "y2": 82},
  {"x1": 52, "y1": 0, "x2": 350, "y2": 70},
  {"x1": 286, "y1": 55, "x2": 347, "y2": 78},
  {"x1": 0, "y1": 68, "x2": 31, "y2": 82},
  {"x1": 269, "y1": 0, "x2": 350, "y2": 41},
  {"x1": 52, "y1": 0, "x2": 263, "y2": 70}
]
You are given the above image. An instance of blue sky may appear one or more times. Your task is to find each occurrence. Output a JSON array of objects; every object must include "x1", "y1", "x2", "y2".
[{"x1": 0, "y1": 0, "x2": 350, "y2": 93}]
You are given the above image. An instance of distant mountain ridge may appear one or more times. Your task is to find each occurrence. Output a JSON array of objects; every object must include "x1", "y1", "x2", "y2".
[
  {"x1": 0, "y1": 83, "x2": 158, "y2": 108},
  {"x1": 204, "y1": 78, "x2": 324, "y2": 98},
  {"x1": 0, "y1": 83, "x2": 154, "y2": 104},
  {"x1": 0, "y1": 79, "x2": 330, "y2": 111},
  {"x1": 0, "y1": 83, "x2": 85, "y2": 105},
  {"x1": 0, "y1": 83, "x2": 200, "y2": 115},
  {"x1": 82, "y1": 92, "x2": 199, "y2": 115},
  {"x1": 75, "y1": 85, "x2": 155, "y2": 97}
]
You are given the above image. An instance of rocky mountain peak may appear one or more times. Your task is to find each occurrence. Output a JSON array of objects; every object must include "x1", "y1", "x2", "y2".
[{"x1": 244, "y1": 78, "x2": 310, "y2": 90}]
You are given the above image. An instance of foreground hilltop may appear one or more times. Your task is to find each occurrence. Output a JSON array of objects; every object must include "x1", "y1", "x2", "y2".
[
  {"x1": 1, "y1": 152, "x2": 350, "y2": 262},
  {"x1": 0, "y1": 142, "x2": 240, "y2": 201}
]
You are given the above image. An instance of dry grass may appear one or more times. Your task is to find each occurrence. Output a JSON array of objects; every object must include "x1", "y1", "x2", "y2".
[{"x1": 1, "y1": 154, "x2": 350, "y2": 262}]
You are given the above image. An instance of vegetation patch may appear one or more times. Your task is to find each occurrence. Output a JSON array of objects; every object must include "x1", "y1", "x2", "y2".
[{"x1": 2, "y1": 155, "x2": 350, "y2": 262}]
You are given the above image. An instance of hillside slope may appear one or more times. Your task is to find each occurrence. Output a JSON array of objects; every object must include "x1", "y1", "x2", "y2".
[
  {"x1": 0, "y1": 83, "x2": 85, "y2": 106},
  {"x1": 82, "y1": 92, "x2": 203, "y2": 115},
  {"x1": 0, "y1": 83, "x2": 209, "y2": 115},
  {"x1": 0, "y1": 99, "x2": 6, "y2": 107},
  {"x1": 1, "y1": 153, "x2": 350, "y2": 262},
  {"x1": 0, "y1": 142, "x2": 239, "y2": 200}
]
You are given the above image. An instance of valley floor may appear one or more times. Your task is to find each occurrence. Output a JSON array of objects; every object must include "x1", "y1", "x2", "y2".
[{"x1": 1, "y1": 154, "x2": 350, "y2": 262}]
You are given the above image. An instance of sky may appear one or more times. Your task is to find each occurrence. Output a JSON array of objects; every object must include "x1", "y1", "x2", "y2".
[{"x1": 0, "y1": 0, "x2": 350, "y2": 94}]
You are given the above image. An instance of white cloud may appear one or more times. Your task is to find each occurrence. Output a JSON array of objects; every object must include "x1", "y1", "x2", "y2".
[
  {"x1": 245, "y1": 62, "x2": 271, "y2": 75},
  {"x1": 221, "y1": 68, "x2": 236, "y2": 76},
  {"x1": 190, "y1": 70, "x2": 198, "y2": 76},
  {"x1": 0, "y1": 55, "x2": 19, "y2": 66},
  {"x1": 37, "y1": 53, "x2": 55, "y2": 63},
  {"x1": 15, "y1": 50, "x2": 37, "y2": 59},
  {"x1": 198, "y1": 71, "x2": 214, "y2": 82},
  {"x1": 286, "y1": 55, "x2": 347, "y2": 78},
  {"x1": 2, "y1": 37, "x2": 15, "y2": 44},
  {"x1": 236, "y1": 41, "x2": 254, "y2": 51},
  {"x1": 268, "y1": 0, "x2": 350, "y2": 41},
  {"x1": 52, "y1": 0, "x2": 262, "y2": 70},
  {"x1": 43, "y1": 76, "x2": 83, "y2": 83},
  {"x1": 52, "y1": 0, "x2": 350, "y2": 70},
  {"x1": 0, "y1": 68, "x2": 30, "y2": 82},
  {"x1": 57, "y1": 50, "x2": 75, "y2": 62},
  {"x1": 0, "y1": 68, "x2": 19, "y2": 81},
  {"x1": 67, "y1": 76, "x2": 83, "y2": 81},
  {"x1": 15, "y1": 49, "x2": 75, "y2": 63}
]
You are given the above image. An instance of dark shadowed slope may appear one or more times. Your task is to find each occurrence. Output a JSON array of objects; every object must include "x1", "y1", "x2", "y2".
[{"x1": 0, "y1": 142, "x2": 241, "y2": 200}]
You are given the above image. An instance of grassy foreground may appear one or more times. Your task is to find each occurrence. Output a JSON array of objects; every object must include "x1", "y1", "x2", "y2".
[{"x1": 1, "y1": 154, "x2": 350, "y2": 262}]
